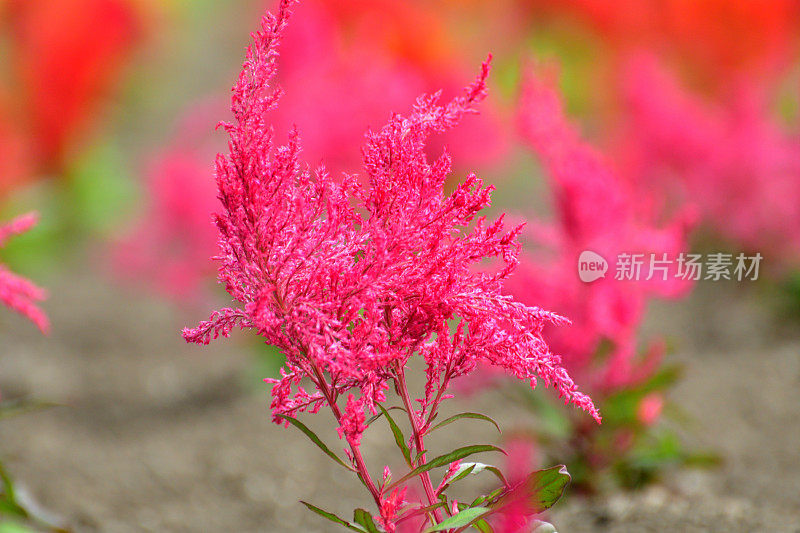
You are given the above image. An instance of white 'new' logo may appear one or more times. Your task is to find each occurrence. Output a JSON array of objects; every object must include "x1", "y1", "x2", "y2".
[{"x1": 578, "y1": 250, "x2": 608, "y2": 283}]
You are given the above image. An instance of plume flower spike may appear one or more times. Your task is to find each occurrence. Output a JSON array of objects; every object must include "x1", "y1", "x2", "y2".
[{"x1": 185, "y1": 1, "x2": 598, "y2": 528}]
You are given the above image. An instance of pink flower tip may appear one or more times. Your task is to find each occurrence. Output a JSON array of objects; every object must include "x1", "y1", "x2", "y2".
[{"x1": 0, "y1": 212, "x2": 49, "y2": 334}]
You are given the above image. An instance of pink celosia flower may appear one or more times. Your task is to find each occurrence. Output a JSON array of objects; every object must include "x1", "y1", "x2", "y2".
[
  {"x1": 378, "y1": 486, "x2": 407, "y2": 532},
  {"x1": 183, "y1": 0, "x2": 599, "y2": 439},
  {"x1": 0, "y1": 213, "x2": 49, "y2": 333},
  {"x1": 435, "y1": 460, "x2": 462, "y2": 493},
  {"x1": 337, "y1": 394, "x2": 368, "y2": 447},
  {"x1": 618, "y1": 52, "x2": 800, "y2": 268},
  {"x1": 508, "y1": 67, "x2": 692, "y2": 390}
]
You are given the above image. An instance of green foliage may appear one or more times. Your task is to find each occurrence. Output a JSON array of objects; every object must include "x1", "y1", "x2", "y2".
[
  {"x1": 503, "y1": 465, "x2": 571, "y2": 514},
  {"x1": 293, "y1": 396, "x2": 575, "y2": 532},
  {"x1": 278, "y1": 415, "x2": 355, "y2": 472},
  {"x1": 512, "y1": 356, "x2": 718, "y2": 493},
  {"x1": 300, "y1": 501, "x2": 365, "y2": 532},
  {"x1": 387, "y1": 445, "x2": 505, "y2": 492},
  {"x1": 0, "y1": 522, "x2": 38, "y2": 533},
  {"x1": 66, "y1": 141, "x2": 138, "y2": 236},
  {"x1": 424, "y1": 507, "x2": 491, "y2": 532},
  {"x1": 377, "y1": 405, "x2": 412, "y2": 467},
  {"x1": 429, "y1": 412, "x2": 501, "y2": 435},
  {"x1": 0, "y1": 400, "x2": 68, "y2": 532},
  {"x1": 0, "y1": 462, "x2": 68, "y2": 532},
  {"x1": 352, "y1": 509, "x2": 381, "y2": 532}
]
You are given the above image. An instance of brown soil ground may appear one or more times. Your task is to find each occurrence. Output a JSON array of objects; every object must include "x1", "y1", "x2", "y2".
[{"x1": 1, "y1": 268, "x2": 798, "y2": 532}]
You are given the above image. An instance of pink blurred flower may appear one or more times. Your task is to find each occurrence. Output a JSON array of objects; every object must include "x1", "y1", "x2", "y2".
[
  {"x1": 509, "y1": 67, "x2": 692, "y2": 390},
  {"x1": 112, "y1": 103, "x2": 222, "y2": 303},
  {"x1": 268, "y1": 0, "x2": 509, "y2": 177},
  {"x1": 619, "y1": 53, "x2": 800, "y2": 268},
  {"x1": 494, "y1": 438, "x2": 540, "y2": 532},
  {"x1": 637, "y1": 393, "x2": 664, "y2": 426},
  {"x1": 0, "y1": 212, "x2": 49, "y2": 333}
]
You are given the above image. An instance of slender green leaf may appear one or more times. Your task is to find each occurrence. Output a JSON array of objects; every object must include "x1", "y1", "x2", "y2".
[
  {"x1": 388, "y1": 445, "x2": 505, "y2": 491},
  {"x1": 447, "y1": 464, "x2": 476, "y2": 485},
  {"x1": 0, "y1": 400, "x2": 59, "y2": 422},
  {"x1": 366, "y1": 406, "x2": 406, "y2": 427},
  {"x1": 0, "y1": 502, "x2": 26, "y2": 520},
  {"x1": 492, "y1": 465, "x2": 570, "y2": 514},
  {"x1": 0, "y1": 521, "x2": 38, "y2": 533},
  {"x1": 528, "y1": 465, "x2": 570, "y2": 511},
  {"x1": 300, "y1": 501, "x2": 364, "y2": 531},
  {"x1": 278, "y1": 415, "x2": 354, "y2": 471},
  {"x1": 472, "y1": 518, "x2": 494, "y2": 533},
  {"x1": 378, "y1": 404, "x2": 412, "y2": 466},
  {"x1": 0, "y1": 464, "x2": 25, "y2": 519},
  {"x1": 471, "y1": 487, "x2": 505, "y2": 508},
  {"x1": 449, "y1": 462, "x2": 507, "y2": 487},
  {"x1": 424, "y1": 507, "x2": 491, "y2": 532},
  {"x1": 352, "y1": 509, "x2": 380, "y2": 533},
  {"x1": 413, "y1": 448, "x2": 428, "y2": 464},
  {"x1": 429, "y1": 412, "x2": 501, "y2": 435}
]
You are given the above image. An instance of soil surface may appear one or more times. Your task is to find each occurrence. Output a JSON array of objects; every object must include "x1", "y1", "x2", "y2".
[{"x1": 1, "y1": 269, "x2": 799, "y2": 532}]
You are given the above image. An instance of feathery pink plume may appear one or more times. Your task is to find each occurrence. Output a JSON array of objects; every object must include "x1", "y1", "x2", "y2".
[{"x1": 183, "y1": 0, "x2": 599, "y2": 433}]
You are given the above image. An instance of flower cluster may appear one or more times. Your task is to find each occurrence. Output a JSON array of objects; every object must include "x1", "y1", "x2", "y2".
[
  {"x1": 110, "y1": 0, "x2": 510, "y2": 305},
  {"x1": 183, "y1": 0, "x2": 598, "y2": 430},
  {"x1": 0, "y1": 213, "x2": 49, "y2": 333},
  {"x1": 508, "y1": 67, "x2": 692, "y2": 390}
]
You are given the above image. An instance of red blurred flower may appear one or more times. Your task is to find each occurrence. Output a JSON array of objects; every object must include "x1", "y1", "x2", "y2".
[
  {"x1": 522, "y1": 0, "x2": 800, "y2": 81},
  {"x1": 0, "y1": 0, "x2": 146, "y2": 193}
]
